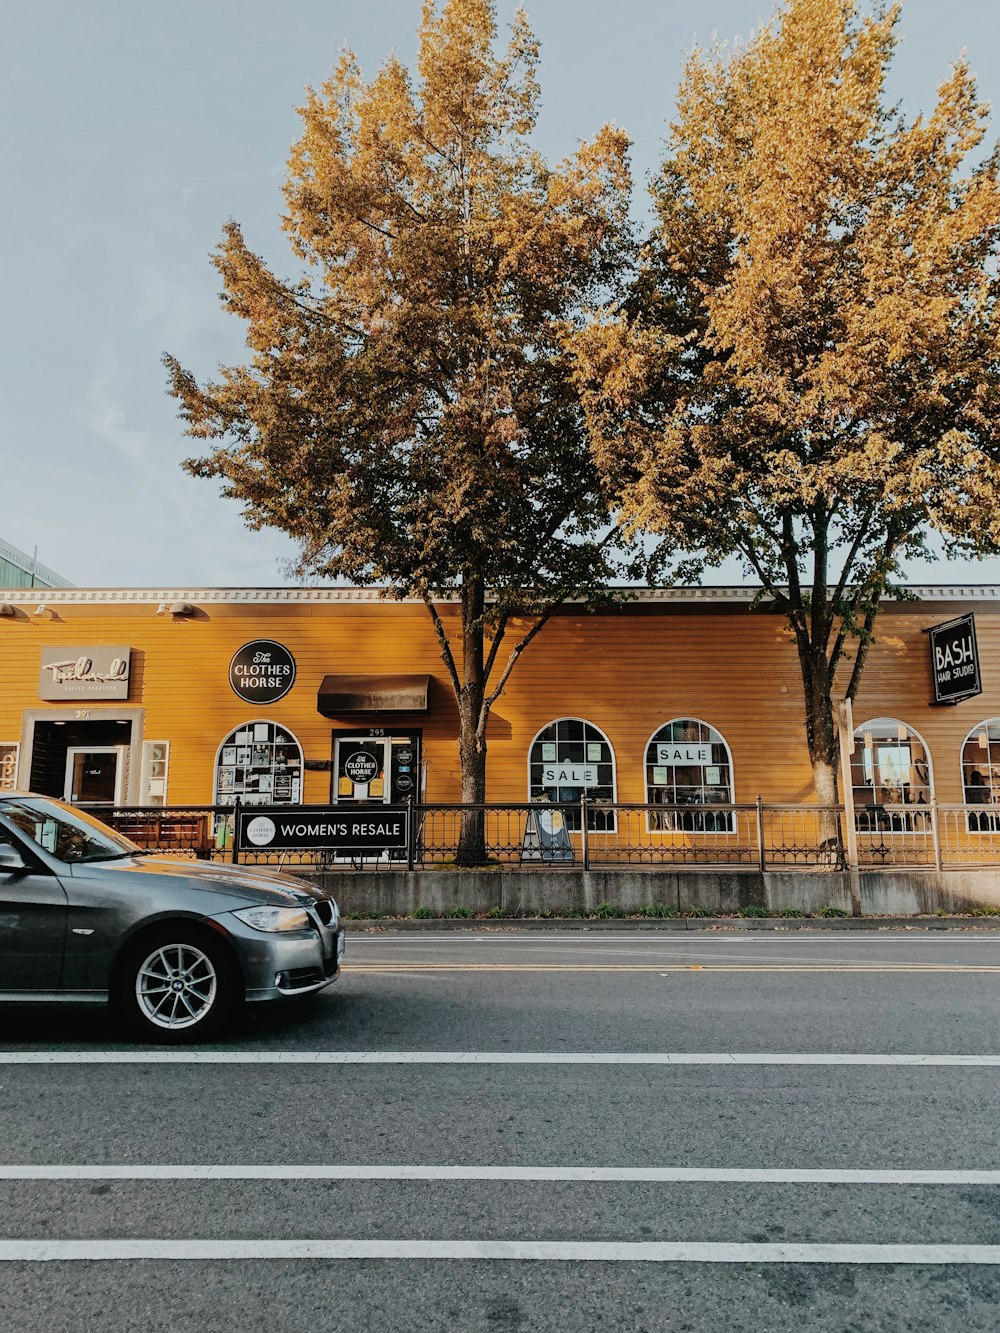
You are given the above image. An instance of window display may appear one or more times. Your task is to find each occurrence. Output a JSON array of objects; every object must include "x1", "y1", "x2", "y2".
[
  {"x1": 0, "y1": 744, "x2": 18, "y2": 792},
  {"x1": 851, "y1": 718, "x2": 932, "y2": 833},
  {"x1": 961, "y1": 719, "x2": 1000, "y2": 832},
  {"x1": 645, "y1": 720, "x2": 734, "y2": 832},
  {"x1": 214, "y1": 722, "x2": 303, "y2": 807},
  {"x1": 528, "y1": 719, "x2": 616, "y2": 831}
]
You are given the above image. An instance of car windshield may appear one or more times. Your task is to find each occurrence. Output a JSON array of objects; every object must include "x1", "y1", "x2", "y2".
[{"x1": 0, "y1": 797, "x2": 140, "y2": 864}]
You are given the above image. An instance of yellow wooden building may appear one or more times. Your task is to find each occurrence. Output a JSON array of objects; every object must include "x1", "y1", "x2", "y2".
[{"x1": 0, "y1": 586, "x2": 997, "y2": 824}]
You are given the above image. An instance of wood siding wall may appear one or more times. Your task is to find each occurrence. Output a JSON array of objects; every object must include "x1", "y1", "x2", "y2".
[{"x1": 1, "y1": 597, "x2": 997, "y2": 805}]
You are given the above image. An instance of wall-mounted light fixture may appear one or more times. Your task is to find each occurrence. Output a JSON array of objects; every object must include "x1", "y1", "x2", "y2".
[
  {"x1": 169, "y1": 601, "x2": 198, "y2": 618},
  {"x1": 33, "y1": 604, "x2": 50, "y2": 618},
  {"x1": 0, "y1": 603, "x2": 14, "y2": 617},
  {"x1": 155, "y1": 603, "x2": 170, "y2": 616}
]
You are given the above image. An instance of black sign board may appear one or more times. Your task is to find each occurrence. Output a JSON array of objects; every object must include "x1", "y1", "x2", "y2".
[
  {"x1": 229, "y1": 640, "x2": 296, "y2": 705},
  {"x1": 237, "y1": 805, "x2": 408, "y2": 853},
  {"x1": 927, "y1": 613, "x2": 982, "y2": 705},
  {"x1": 343, "y1": 750, "x2": 380, "y2": 785}
]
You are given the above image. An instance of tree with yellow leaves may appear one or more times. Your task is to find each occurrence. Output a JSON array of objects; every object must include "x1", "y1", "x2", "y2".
[
  {"x1": 166, "y1": 0, "x2": 634, "y2": 861},
  {"x1": 578, "y1": 0, "x2": 1000, "y2": 809}
]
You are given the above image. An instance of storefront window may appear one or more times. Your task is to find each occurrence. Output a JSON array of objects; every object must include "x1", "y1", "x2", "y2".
[
  {"x1": 0, "y1": 744, "x2": 18, "y2": 793},
  {"x1": 528, "y1": 719, "x2": 616, "y2": 831},
  {"x1": 646, "y1": 720, "x2": 734, "y2": 832},
  {"x1": 961, "y1": 720, "x2": 1000, "y2": 832},
  {"x1": 214, "y1": 722, "x2": 303, "y2": 807},
  {"x1": 851, "y1": 718, "x2": 932, "y2": 833}
]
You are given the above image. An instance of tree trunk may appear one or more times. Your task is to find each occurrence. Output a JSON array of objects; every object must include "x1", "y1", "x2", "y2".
[
  {"x1": 798, "y1": 647, "x2": 842, "y2": 850},
  {"x1": 455, "y1": 576, "x2": 489, "y2": 866}
]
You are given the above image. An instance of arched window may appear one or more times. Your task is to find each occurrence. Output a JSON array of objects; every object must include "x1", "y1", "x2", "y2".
[
  {"x1": 645, "y1": 719, "x2": 734, "y2": 832},
  {"x1": 528, "y1": 718, "x2": 616, "y2": 831},
  {"x1": 961, "y1": 719, "x2": 1000, "y2": 832},
  {"x1": 851, "y1": 718, "x2": 932, "y2": 833},
  {"x1": 214, "y1": 721, "x2": 303, "y2": 807}
]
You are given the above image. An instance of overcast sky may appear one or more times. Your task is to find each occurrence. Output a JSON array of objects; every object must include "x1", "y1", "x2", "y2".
[{"x1": 2, "y1": 0, "x2": 999, "y2": 588}]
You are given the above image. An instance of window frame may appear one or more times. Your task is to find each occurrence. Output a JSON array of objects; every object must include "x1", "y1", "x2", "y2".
[
  {"x1": 213, "y1": 720, "x2": 304, "y2": 808},
  {"x1": 643, "y1": 718, "x2": 736, "y2": 835},
  {"x1": 851, "y1": 717, "x2": 934, "y2": 835},
  {"x1": 526, "y1": 717, "x2": 617, "y2": 832},
  {"x1": 959, "y1": 718, "x2": 1000, "y2": 834}
]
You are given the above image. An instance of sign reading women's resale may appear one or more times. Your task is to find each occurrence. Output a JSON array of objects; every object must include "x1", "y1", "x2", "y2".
[
  {"x1": 237, "y1": 805, "x2": 408, "y2": 853},
  {"x1": 229, "y1": 640, "x2": 296, "y2": 704},
  {"x1": 928, "y1": 613, "x2": 982, "y2": 704}
]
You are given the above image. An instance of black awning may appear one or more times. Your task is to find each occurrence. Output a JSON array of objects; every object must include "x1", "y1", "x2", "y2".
[{"x1": 317, "y1": 673, "x2": 431, "y2": 716}]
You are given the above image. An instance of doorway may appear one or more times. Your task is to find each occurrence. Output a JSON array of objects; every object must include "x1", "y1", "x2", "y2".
[
  {"x1": 64, "y1": 746, "x2": 126, "y2": 805},
  {"x1": 27, "y1": 718, "x2": 135, "y2": 803},
  {"x1": 331, "y1": 732, "x2": 422, "y2": 805}
]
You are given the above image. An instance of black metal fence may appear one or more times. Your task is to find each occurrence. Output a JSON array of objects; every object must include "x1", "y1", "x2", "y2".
[{"x1": 74, "y1": 796, "x2": 1000, "y2": 872}]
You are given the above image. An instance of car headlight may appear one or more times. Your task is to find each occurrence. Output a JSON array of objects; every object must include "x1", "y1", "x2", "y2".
[{"x1": 232, "y1": 906, "x2": 311, "y2": 933}]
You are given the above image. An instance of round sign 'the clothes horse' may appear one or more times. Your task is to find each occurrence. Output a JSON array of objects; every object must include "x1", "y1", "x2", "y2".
[
  {"x1": 344, "y1": 751, "x2": 380, "y2": 785},
  {"x1": 229, "y1": 641, "x2": 297, "y2": 705}
]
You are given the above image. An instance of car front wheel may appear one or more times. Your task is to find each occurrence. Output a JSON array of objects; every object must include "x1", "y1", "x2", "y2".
[{"x1": 115, "y1": 929, "x2": 240, "y2": 1041}]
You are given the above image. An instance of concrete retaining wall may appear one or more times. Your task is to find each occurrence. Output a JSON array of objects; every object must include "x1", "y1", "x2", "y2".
[{"x1": 300, "y1": 867, "x2": 1000, "y2": 917}]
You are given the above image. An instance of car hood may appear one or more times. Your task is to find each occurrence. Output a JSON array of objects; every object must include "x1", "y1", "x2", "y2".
[{"x1": 70, "y1": 854, "x2": 333, "y2": 909}]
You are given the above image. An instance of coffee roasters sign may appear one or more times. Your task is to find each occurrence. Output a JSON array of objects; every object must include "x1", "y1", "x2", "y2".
[
  {"x1": 39, "y1": 646, "x2": 131, "y2": 701},
  {"x1": 229, "y1": 640, "x2": 296, "y2": 705}
]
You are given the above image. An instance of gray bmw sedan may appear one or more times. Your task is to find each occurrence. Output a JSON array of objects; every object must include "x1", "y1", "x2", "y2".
[{"x1": 0, "y1": 794, "x2": 344, "y2": 1040}]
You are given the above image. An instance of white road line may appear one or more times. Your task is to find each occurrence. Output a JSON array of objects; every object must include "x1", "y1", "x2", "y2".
[
  {"x1": 2, "y1": 1239, "x2": 1000, "y2": 1264},
  {"x1": 1, "y1": 1165, "x2": 997, "y2": 1185},
  {"x1": 0, "y1": 1051, "x2": 998, "y2": 1066}
]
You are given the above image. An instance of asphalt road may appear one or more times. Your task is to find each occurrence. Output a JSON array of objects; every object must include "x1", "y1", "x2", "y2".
[{"x1": 1, "y1": 929, "x2": 1000, "y2": 1331}]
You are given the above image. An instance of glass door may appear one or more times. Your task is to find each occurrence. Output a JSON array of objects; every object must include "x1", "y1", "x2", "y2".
[
  {"x1": 64, "y1": 746, "x2": 126, "y2": 806},
  {"x1": 332, "y1": 733, "x2": 422, "y2": 805}
]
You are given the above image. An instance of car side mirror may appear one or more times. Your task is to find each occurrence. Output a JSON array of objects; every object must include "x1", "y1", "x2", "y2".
[{"x1": 0, "y1": 844, "x2": 28, "y2": 873}]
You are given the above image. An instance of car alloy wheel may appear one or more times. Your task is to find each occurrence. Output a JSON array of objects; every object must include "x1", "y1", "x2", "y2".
[{"x1": 135, "y1": 942, "x2": 218, "y2": 1031}]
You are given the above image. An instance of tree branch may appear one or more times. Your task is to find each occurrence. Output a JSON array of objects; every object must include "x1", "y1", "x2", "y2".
[{"x1": 421, "y1": 595, "x2": 461, "y2": 699}]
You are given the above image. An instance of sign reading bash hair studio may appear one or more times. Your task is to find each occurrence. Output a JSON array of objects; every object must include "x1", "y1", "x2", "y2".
[
  {"x1": 928, "y1": 613, "x2": 982, "y2": 705},
  {"x1": 38, "y1": 646, "x2": 131, "y2": 701},
  {"x1": 229, "y1": 640, "x2": 296, "y2": 705}
]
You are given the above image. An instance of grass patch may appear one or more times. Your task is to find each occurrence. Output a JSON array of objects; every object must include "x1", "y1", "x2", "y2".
[
  {"x1": 818, "y1": 905, "x2": 849, "y2": 918},
  {"x1": 412, "y1": 906, "x2": 436, "y2": 919},
  {"x1": 772, "y1": 907, "x2": 803, "y2": 918},
  {"x1": 559, "y1": 906, "x2": 583, "y2": 918},
  {"x1": 738, "y1": 905, "x2": 768, "y2": 918},
  {"x1": 683, "y1": 906, "x2": 715, "y2": 918},
  {"x1": 591, "y1": 901, "x2": 626, "y2": 919},
  {"x1": 343, "y1": 910, "x2": 366, "y2": 921},
  {"x1": 486, "y1": 905, "x2": 505, "y2": 918},
  {"x1": 448, "y1": 906, "x2": 473, "y2": 919},
  {"x1": 636, "y1": 902, "x2": 678, "y2": 918},
  {"x1": 970, "y1": 905, "x2": 1000, "y2": 916}
]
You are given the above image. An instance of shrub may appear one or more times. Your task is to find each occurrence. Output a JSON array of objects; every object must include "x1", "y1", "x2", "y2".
[
  {"x1": 738, "y1": 905, "x2": 768, "y2": 918},
  {"x1": 412, "y1": 906, "x2": 436, "y2": 919},
  {"x1": 772, "y1": 907, "x2": 803, "y2": 918},
  {"x1": 591, "y1": 901, "x2": 625, "y2": 919},
  {"x1": 637, "y1": 902, "x2": 678, "y2": 918},
  {"x1": 449, "y1": 906, "x2": 473, "y2": 919},
  {"x1": 818, "y1": 905, "x2": 849, "y2": 918},
  {"x1": 486, "y1": 905, "x2": 505, "y2": 919}
]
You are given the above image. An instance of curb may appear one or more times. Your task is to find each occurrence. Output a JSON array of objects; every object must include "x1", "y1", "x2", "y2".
[{"x1": 344, "y1": 916, "x2": 1000, "y2": 933}]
